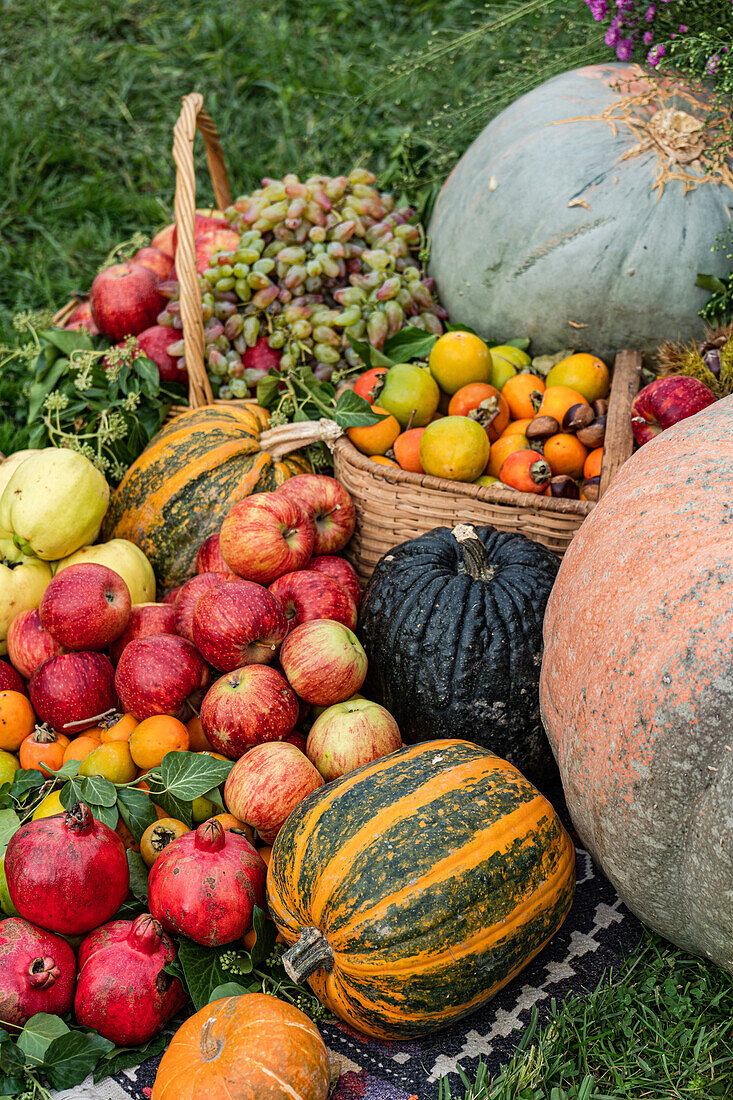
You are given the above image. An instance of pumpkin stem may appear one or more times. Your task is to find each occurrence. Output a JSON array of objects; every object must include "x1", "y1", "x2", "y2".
[
  {"x1": 282, "y1": 926, "x2": 335, "y2": 983},
  {"x1": 451, "y1": 524, "x2": 495, "y2": 582},
  {"x1": 200, "y1": 1016, "x2": 224, "y2": 1062}
]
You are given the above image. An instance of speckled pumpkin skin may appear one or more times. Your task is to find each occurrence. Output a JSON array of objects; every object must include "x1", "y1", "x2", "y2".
[
  {"x1": 541, "y1": 396, "x2": 733, "y2": 970},
  {"x1": 267, "y1": 740, "x2": 575, "y2": 1039}
]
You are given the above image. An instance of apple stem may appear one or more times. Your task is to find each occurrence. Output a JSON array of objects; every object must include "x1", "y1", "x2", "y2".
[{"x1": 252, "y1": 641, "x2": 278, "y2": 651}]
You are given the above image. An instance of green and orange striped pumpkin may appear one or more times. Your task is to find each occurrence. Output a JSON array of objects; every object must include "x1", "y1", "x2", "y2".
[
  {"x1": 268, "y1": 739, "x2": 575, "y2": 1039},
  {"x1": 103, "y1": 405, "x2": 310, "y2": 592}
]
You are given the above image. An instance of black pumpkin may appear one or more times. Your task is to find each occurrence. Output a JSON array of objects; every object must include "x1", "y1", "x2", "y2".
[{"x1": 358, "y1": 523, "x2": 559, "y2": 781}]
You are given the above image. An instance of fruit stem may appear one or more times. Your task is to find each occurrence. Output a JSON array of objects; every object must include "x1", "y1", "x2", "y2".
[
  {"x1": 282, "y1": 926, "x2": 335, "y2": 982},
  {"x1": 200, "y1": 1016, "x2": 224, "y2": 1061},
  {"x1": 63, "y1": 706, "x2": 118, "y2": 731},
  {"x1": 451, "y1": 524, "x2": 496, "y2": 583}
]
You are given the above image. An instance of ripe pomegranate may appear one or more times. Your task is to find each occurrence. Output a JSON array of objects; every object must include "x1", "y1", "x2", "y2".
[
  {"x1": 5, "y1": 803, "x2": 129, "y2": 935},
  {"x1": 148, "y1": 819, "x2": 266, "y2": 946},
  {"x1": 75, "y1": 913, "x2": 187, "y2": 1046},
  {"x1": 0, "y1": 917, "x2": 76, "y2": 1026}
]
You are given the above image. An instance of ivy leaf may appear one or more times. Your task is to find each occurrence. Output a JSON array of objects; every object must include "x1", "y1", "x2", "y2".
[
  {"x1": 445, "y1": 321, "x2": 480, "y2": 336},
  {"x1": 94, "y1": 1033, "x2": 167, "y2": 1082},
  {"x1": 346, "y1": 333, "x2": 393, "y2": 368},
  {"x1": 207, "y1": 981, "x2": 251, "y2": 1003},
  {"x1": 0, "y1": 808, "x2": 20, "y2": 857},
  {"x1": 332, "y1": 389, "x2": 386, "y2": 429},
  {"x1": 127, "y1": 850, "x2": 149, "y2": 903},
  {"x1": 249, "y1": 905, "x2": 279, "y2": 967},
  {"x1": 200, "y1": 785, "x2": 226, "y2": 812},
  {"x1": 177, "y1": 940, "x2": 235, "y2": 1011},
  {"x1": 256, "y1": 372, "x2": 281, "y2": 409},
  {"x1": 383, "y1": 325, "x2": 438, "y2": 361},
  {"x1": 59, "y1": 777, "x2": 86, "y2": 811},
  {"x1": 160, "y1": 752, "x2": 233, "y2": 800},
  {"x1": 79, "y1": 776, "x2": 117, "y2": 807},
  {"x1": 10, "y1": 771, "x2": 50, "y2": 803},
  {"x1": 17, "y1": 1013, "x2": 70, "y2": 1064},
  {"x1": 26, "y1": 357, "x2": 71, "y2": 425},
  {"x1": 51, "y1": 759, "x2": 82, "y2": 779},
  {"x1": 89, "y1": 802, "x2": 119, "y2": 829},
  {"x1": 42, "y1": 1030, "x2": 115, "y2": 1090},
  {"x1": 505, "y1": 337, "x2": 531, "y2": 351},
  {"x1": 145, "y1": 784, "x2": 192, "y2": 827},
  {"x1": 133, "y1": 355, "x2": 160, "y2": 392},
  {"x1": 41, "y1": 328, "x2": 94, "y2": 355},
  {"x1": 117, "y1": 786, "x2": 158, "y2": 842},
  {"x1": 0, "y1": 1039, "x2": 26, "y2": 1095}
]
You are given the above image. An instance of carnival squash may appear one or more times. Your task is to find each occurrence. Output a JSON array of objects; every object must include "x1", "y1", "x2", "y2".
[
  {"x1": 268, "y1": 739, "x2": 575, "y2": 1039},
  {"x1": 151, "y1": 993, "x2": 330, "y2": 1100},
  {"x1": 358, "y1": 523, "x2": 559, "y2": 780},
  {"x1": 429, "y1": 64, "x2": 732, "y2": 359},
  {"x1": 541, "y1": 396, "x2": 733, "y2": 971},
  {"x1": 103, "y1": 406, "x2": 310, "y2": 592}
]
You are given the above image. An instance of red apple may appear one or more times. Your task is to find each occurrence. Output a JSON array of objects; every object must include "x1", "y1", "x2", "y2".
[
  {"x1": 30, "y1": 652, "x2": 117, "y2": 734},
  {"x1": 0, "y1": 657, "x2": 26, "y2": 694},
  {"x1": 307, "y1": 555, "x2": 361, "y2": 608},
  {"x1": 223, "y1": 742, "x2": 324, "y2": 843},
  {"x1": 151, "y1": 223, "x2": 176, "y2": 259},
  {"x1": 39, "y1": 564, "x2": 131, "y2": 651},
  {"x1": 134, "y1": 326, "x2": 188, "y2": 385},
  {"x1": 196, "y1": 534, "x2": 234, "y2": 575},
  {"x1": 285, "y1": 730, "x2": 307, "y2": 753},
  {"x1": 279, "y1": 619, "x2": 366, "y2": 705},
  {"x1": 173, "y1": 572, "x2": 239, "y2": 642},
  {"x1": 109, "y1": 603, "x2": 177, "y2": 663},
  {"x1": 200, "y1": 665, "x2": 298, "y2": 759},
  {"x1": 277, "y1": 475, "x2": 355, "y2": 555},
  {"x1": 65, "y1": 301, "x2": 99, "y2": 335},
  {"x1": 220, "y1": 494, "x2": 315, "y2": 585},
  {"x1": 631, "y1": 376, "x2": 716, "y2": 446},
  {"x1": 115, "y1": 634, "x2": 210, "y2": 721},
  {"x1": 7, "y1": 610, "x2": 66, "y2": 679},
  {"x1": 172, "y1": 213, "x2": 231, "y2": 251},
  {"x1": 194, "y1": 229, "x2": 242, "y2": 276},
  {"x1": 306, "y1": 698, "x2": 401, "y2": 781},
  {"x1": 268, "y1": 571, "x2": 357, "y2": 633},
  {"x1": 192, "y1": 581, "x2": 287, "y2": 672},
  {"x1": 133, "y1": 247, "x2": 174, "y2": 280},
  {"x1": 243, "y1": 337, "x2": 282, "y2": 379},
  {"x1": 163, "y1": 586, "x2": 182, "y2": 605},
  {"x1": 90, "y1": 263, "x2": 165, "y2": 342}
]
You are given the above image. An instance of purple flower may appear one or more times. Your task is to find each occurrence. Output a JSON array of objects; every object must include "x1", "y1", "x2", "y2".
[
  {"x1": 679, "y1": 24, "x2": 687, "y2": 32},
  {"x1": 586, "y1": 0, "x2": 609, "y2": 19},
  {"x1": 605, "y1": 24, "x2": 621, "y2": 46},
  {"x1": 644, "y1": 30, "x2": 653, "y2": 43},
  {"x1": 647, "y1": 43, "x2": 666, "y2": 66},
  {"x1": 616, "y1": 38, "x2": 634, "y2": 60},
  {"x1": 644, "y1": 3, "x2": 655, "y2": 19},
  {"x1": 706, "y1": 54, "x2": 721, "y2": 74}
]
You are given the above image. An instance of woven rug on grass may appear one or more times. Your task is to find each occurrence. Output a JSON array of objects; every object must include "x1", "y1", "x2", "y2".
[{"x1": 51, "y1": 787, "x2": 643, "y2": 1100}]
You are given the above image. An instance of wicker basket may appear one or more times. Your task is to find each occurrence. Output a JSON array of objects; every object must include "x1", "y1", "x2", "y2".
[{"x1": 332, "y1": 349, "x2": 642, "y2": 581}]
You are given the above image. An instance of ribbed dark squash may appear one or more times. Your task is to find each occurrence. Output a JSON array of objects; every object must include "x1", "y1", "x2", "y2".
[
  {"x1": 358, "y1": 524, "x2": 559, "y2": 781},
  {"x1": 103, "y1": 406, "x2": 310, "y2": 592},
  {"x1": 268, "y1": 739, "x2": 575, "y2": 1040}
]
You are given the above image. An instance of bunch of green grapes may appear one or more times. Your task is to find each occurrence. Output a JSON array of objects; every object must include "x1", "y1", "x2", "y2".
[{"x1": 162, "y1": 170, "x2": 446, "y2": 399}]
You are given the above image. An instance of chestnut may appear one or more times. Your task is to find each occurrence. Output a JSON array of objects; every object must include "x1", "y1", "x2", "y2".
[
  {"x1": 549, "y1": 475, "x2": 580, "y2": 499},
  {"x1": 526, "y1": 415, "x2": 560, "y2": 441},
  {"x1": 592, "y1": 399, "x2": 609, "y2": 418},
  {"x1": 577, "y1": 415, "x2": 606, "y2": 448},
  {"x1": 562, "y1": 403, "x2": 595, "y2": 433},
  {"x1": 583, "y1": 476, "x2": 601, "y2": 502}
]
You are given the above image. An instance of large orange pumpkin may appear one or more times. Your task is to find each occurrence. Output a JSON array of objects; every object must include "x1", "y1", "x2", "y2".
[
  {"x1": 540, "y1": 396, "x2": 733, "y2": 970},
  {"x1": 151, "y1": 993, "x2": 330, "y2": 1100},
  {"x1": 103, "y1": 406, "x2": 310, "y2": 591}
]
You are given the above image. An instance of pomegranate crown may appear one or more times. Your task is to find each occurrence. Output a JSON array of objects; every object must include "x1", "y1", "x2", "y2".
[{"x1": 64, "y1": 802, "x2": 95, "y2": 834}]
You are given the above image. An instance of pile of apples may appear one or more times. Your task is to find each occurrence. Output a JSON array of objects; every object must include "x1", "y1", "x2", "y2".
[
  {"x1": 344, "y1": 332, "x2": 611, "y2": 501},
  {"x1": 0, "y1": 472, "x2": 402, "y2": 856}
]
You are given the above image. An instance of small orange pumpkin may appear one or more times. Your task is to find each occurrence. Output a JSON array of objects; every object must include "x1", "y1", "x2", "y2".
[{"x1": 151, "y1": 993, "x2": 330, "y2": 1100}]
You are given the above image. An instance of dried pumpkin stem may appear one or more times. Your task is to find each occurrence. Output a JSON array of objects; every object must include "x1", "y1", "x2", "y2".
[
  {"x1": 282, "y1": 926, "x2": 335, "y2": 982},
  {"x1": 451, "y1": 524, "x2": 496, "y2": 583}
]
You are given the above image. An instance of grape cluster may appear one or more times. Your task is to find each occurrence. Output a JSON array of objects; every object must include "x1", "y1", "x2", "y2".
[{"x1": 162, "y1": 170, "x2": 447, "y2": 399}]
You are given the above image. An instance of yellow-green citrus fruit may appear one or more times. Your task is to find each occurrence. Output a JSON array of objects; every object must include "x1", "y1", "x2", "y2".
[
  {"x1": 419, "y1": 417, "x2": 490, "y2": 482},
  {"x1": 428, "y1": 332, "x2": 493, "y2": 395},
  {"x1": 0, "y1": 748, "x2": 20, "y2": 787},
  {"x1": 0, "y1": 858, "x2": 19, "y2": 916},
  {"x1": 379, "y1": 363, "x2": 440, "y2": 428},
  {"x1": 79, "y1": 741, "x2": 137, "y2": 784},
  {"x1": 545, "y1": 353, "x2": 610, "y2": 403},
  {"x1": 32, "y1": 789, "x2": 65, "y2": 820}
]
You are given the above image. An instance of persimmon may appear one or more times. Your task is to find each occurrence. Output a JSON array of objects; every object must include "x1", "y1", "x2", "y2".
[
  {"x1": 419, "y1": 417, "x2": 490, "y2": 482},
  {"x1": 499, "y1": 449, "x2": 552, "y2": 494},
  {"x1": 257, "y1": 845, "x2": 273, "y2": 866},
  {"x1": 129, "y1": 715, "x2": 189, "y2": 770},
  {"x1": 186, "y1": 715, "x2": 215, "y2": 753},
  {"x1": 584, "y1": 446, "x2": 604, "y2": 480},
  {"x1": 486, "y1": 432, "x2": 530, "y2": 479},
  {"x1": 448, "y1": 383, "x2": 510, "y2": 442},
  {"x1": 0, "y1": 692, "x2": 36, "y2": 752},
  {"x1": 353, "y1": 366, "x2": 387, "y2": 405},
  {"x1": 536, "y1": 385, "x2": 589, "y2": 425},
  {"x1": 500, "y1": 417, "x2": 533, "y2": 438},
  {"x1": 116, "y1": 817, "x2": 140, "y2": 852},
  {"x1": 393, "y1": 428, "x2": 426, "y2": 473},
  {"x1": 19, "y1": 729, "x2": 69, "y2": 776},
  {"x1": 346, "y1": 406, "x2": 400, "y2": 456},
  {"x1": 212, "y1": 813, "x2": 255, "y2": 844},
  {"x1": 140, "y1": 818, "x2": 189, "y2": 867},
  {"x1": 62, "y1": 734, "x2": 102, "y2": 765},
  {"x1": 428, "y1": 331, "x2": 493, "y2": 394},
  {"x1": 370, "y1": 455, "x2": 400, "y2": 467},
  {"x1": 501, "y1": 374, "x2": 545, "y2": 420},
  {"x1": 543, "y1": 433, "x2": 588, "y2": 480},
  {"x1": 79, "y1": 741, "x2": 137, "y2": 784},
  {"x1": 242, "y1": 928, "x2": 257, "y2": 950},
  {"x1": 98, "y1": 713, "x2": 139, "y2": 743}
]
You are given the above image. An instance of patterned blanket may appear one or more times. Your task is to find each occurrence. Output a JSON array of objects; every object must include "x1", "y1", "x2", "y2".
[{"x1": 52, "y1": 788, "x2": 642, "y2": 1100}]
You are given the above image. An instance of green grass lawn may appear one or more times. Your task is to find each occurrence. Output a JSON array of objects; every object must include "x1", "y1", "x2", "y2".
[{"x1": 2, "y1": 1, "x2": 733, "y2": 1095}]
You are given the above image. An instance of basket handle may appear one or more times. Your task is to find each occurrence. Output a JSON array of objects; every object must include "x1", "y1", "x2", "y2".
[{"x1": 172, "y1": 93, "x2": 233, "y2": 408}]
